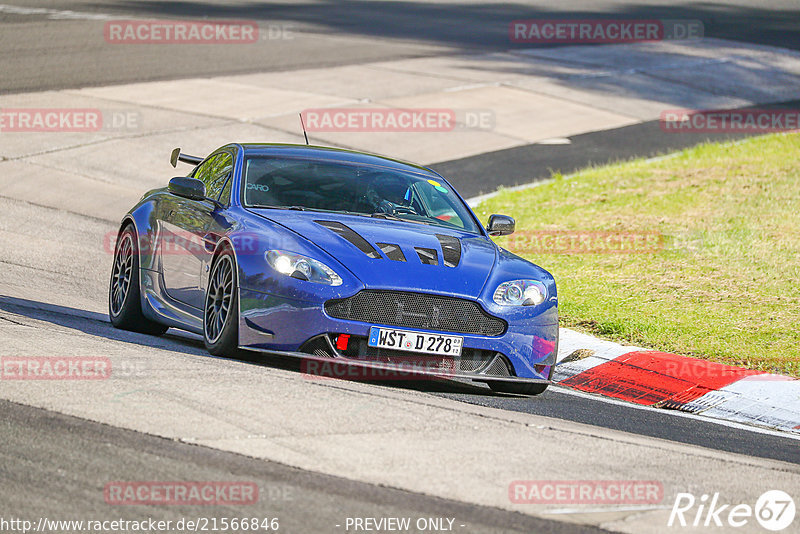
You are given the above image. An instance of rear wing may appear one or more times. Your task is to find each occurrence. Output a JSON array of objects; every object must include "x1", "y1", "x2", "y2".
[{"x1": 170, "y1": 147, "x2": 203, "y2": 168}]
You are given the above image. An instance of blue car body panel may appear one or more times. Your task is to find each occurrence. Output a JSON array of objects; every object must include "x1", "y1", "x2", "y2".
[{"x1": 119, "y1": 144, "x2": 558, "y2": 381}]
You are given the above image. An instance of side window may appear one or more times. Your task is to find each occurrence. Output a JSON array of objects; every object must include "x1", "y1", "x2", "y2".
[
  {"x1": 218, "y1": 174, "x2": 233, "y2": 207},
  {"x1": 194, "y1": 152, "x2": 233, "y2": 201}
]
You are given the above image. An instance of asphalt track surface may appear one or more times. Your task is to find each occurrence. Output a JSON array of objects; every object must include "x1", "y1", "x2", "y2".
[
  {"x1": 432, "y1": 118, "x2": 759, "y2": 198},
  {"x1": 3, "y1": 297, "x2": 799, "y2": 468},
  {"x1": 435, "y1": 98, "x2": 800, "y2": 198},
  {"x1": 3, "y1": 1, "x2": 800, "y2": 532},
  {"x1": 1, "y1": 0, "x2": 800, "y2": 94},
  {"x1": 2, "y1": 398, "x2": 609, "y2": 534}
]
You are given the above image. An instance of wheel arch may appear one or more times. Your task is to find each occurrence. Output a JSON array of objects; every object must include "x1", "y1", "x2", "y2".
[
  {"x1": 210, "y1": 237, "x2": 239, "y2": 271},
  {"x1": 204, "y1": 237, "x2": 243, "y2": 353},
  {"x1": 209, "y1": 236, "x2": 242, "y2": 314},
  {"x1": 107, "y1": 216, "x2": 168, "y2": 336},
  {"x1": 117, "y1": 215, "x2": 138, "y2": 239}
]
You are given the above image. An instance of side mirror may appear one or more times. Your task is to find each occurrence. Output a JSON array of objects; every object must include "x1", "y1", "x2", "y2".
[
  {"x1": 487, "y1": 214, "x2": 515, "y2": 236},
  {"x1": 168, "y1": 177, "x2": 206, "y2": 201}
]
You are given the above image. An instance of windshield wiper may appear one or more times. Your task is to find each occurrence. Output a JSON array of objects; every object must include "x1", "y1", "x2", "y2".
[
  {"x1": 370, "y1": 212, "x2": 402, "y2": 220},
  {"x1": 251, "y1": 204, "x2": 308, "y2": 211},
  {"x1": 370, "y1": 212, "x2": 430, "y2": 227}
]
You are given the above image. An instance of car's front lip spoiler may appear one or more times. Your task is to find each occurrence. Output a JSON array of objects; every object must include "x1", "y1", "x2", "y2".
[{"x1": 241, "y1": 346, "x2": 551, "y2": 385}]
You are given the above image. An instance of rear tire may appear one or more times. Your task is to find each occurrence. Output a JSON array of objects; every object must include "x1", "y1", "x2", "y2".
[
  {"x1": 203, "y1": 247, "x2": 240, "y2": 357},
  {"x1": 108, "y1": 224, "x2": 168, "y2": 336},
  {"x1": 488, "y1": 382, "x2": 548, "y2": 396}
]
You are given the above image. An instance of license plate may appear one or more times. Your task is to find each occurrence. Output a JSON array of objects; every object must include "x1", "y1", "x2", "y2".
[{"x1": 368, "y1": 327, "x2": 463, "y2": 356}]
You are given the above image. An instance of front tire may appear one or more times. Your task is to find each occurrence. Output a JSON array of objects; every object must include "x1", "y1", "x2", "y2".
[
  {"x1": 108, "y1": 224, "x2": 168, "y2": 335},
  {"x1": 203, "y1": 247, "x2": 240, "y2": 356}
]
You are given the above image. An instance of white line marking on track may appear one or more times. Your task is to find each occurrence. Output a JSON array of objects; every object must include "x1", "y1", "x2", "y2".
[{"x1": 0, "y1": 4, "x2": 114, "y2": 20}]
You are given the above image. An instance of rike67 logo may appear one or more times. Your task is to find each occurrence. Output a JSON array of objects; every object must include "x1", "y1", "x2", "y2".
[{"x1": 669, "y1": 490, "x2": 795, "y2": 531}]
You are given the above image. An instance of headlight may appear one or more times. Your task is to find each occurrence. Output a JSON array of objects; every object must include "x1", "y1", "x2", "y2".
[
  {"x1": 266, "y1": 250, "x2": 342, "y2": 286},
  {"x1": 493, "y1": 280, "x2": 547, "y2": 306}
]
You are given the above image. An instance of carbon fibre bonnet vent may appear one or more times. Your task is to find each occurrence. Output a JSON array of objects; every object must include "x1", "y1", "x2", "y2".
[
  {"x1": 415, "y1": 247, "x2": 439, "y2": 265},
  {"x1": 377, "y1": 243, "x2": 406, "y2": 262},
  {"x1": 435, "y1": 234, "x2": 462, "y2": 268},
  {"x1": 315, "y1": 220, "x2": 381, "y2": 259}
]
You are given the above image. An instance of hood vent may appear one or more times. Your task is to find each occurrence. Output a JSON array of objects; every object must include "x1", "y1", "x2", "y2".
[
  {"x1": 415, "y1": 247, "x2": 439, "y2": 266},
  {"x1": 377, "y1": 243, "x2": 406, "y2": 262},
  {"x1": 315, "y1": 220, "x2": 381, "y2": 259},
  {"x1": 435, "y1": 234, "x2": 462, "y2": 268}
]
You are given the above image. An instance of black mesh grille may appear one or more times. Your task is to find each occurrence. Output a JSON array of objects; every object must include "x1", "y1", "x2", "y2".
[
  {"x1": 338, "y1": 336, "x2": 502, "y2": 374},
  {"x1": 484, "y1": 354, "x2": 512, "y2": 376},
  {"x1": 350, "y1": 347, "x2": 497, "y2": 373},
  {"x1": 325, "y1": 290, "x2": 506, "y2": 336},
  {"x1": 298, "y1": 336, "x2": 335, "y2": 358},
  {"x1": 299, "y1": 334, "x2": 513, "y2": 377}
]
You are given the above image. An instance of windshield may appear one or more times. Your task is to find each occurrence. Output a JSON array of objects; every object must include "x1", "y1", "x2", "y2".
[{"x1": 242, "y1": 156, "x2": 481, "y2": 233}]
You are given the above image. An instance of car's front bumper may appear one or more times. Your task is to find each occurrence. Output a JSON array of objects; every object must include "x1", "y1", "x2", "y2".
[{"x1": 238, "y1": 288, "x2": 558, "y2": 381}]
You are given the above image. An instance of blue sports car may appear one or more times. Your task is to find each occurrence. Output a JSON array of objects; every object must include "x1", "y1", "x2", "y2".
[{"x1": 109, "y1": 144, "x2": 558, "y2": 395}]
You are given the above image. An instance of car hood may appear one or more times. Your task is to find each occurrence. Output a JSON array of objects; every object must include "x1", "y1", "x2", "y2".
[{"x1": 249, "y1": 209, "x2": 498, "y2": 298}]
